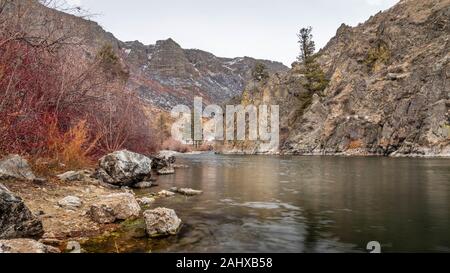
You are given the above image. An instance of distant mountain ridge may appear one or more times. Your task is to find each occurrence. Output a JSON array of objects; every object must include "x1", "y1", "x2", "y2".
[
  {"x1": 122, "y1": 38, "x2": 288, "y2": 108},
  {"x1": 20, "y1": 0, "x2": 288, "y2": 110}
]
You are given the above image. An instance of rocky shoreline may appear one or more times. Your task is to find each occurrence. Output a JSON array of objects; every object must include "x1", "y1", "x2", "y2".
[
  {"x1": 0, "y1": 150, "x2": 202, "y2": 253},
  {"x1": 203, "y1": 146, "x2": 447, "y2": 158},
  {"x1": 218, "y1": 152, "x2": 450, "y2": 158}
]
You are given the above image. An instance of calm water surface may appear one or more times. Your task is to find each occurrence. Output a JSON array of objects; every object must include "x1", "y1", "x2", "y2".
[{"x1": 84, "y1": 153, "x2": 450, "y2": 253}]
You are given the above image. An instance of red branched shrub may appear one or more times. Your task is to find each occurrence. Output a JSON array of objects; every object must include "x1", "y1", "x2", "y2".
[{"x1": 0, "y1": 0, "x2": 158, "y2": 166}]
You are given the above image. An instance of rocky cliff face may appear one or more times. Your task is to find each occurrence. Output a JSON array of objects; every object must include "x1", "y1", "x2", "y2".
[
  {"x1": 123, "y1": 39, "x2": 288, "y2": 109},
  {"x1": 224, "y1": 0, "x2": 450, "y2": 157},
  {"x1": 21, "y1": 0, "x2": 288, "y2": 110}
]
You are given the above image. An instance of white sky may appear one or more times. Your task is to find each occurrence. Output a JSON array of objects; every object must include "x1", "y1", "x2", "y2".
[{"x1": 66, "y1": 0, "x2": 398, "y2": 65}]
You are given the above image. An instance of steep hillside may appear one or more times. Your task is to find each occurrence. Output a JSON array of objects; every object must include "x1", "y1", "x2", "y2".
[
  {"x1": 123, "y1": 39, "x2": 288, "y2": 108},
  {"x1": 223, "y1": 0, "x2": 450, "y2": 157},
  {"x1": 18, "y1": 0, "x2": 288, "y2": 110}
]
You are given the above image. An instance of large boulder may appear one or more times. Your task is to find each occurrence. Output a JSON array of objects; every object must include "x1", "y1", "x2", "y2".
[
  {"x1": 143, "y1": 208, "x2": 182, "y2": 237},
  {"x1": 0, "y1": 239, "x2": 60, "y2": 253},
  {"x1": 95, "y1": 150, "x2": 152, "y2": 186},
  {"x1": 88, "y1": 193, "x2": 141, "y2": 224},
  {"x1": 0, "y1": 184, "x2": 44, "y2": 239},
  {"x1": 0, "y1": 155, "x2": 36, "y2": 181}
]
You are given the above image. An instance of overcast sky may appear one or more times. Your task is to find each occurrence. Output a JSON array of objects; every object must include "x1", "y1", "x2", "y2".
[{"x1": 66, "y1": 0, "x2": 398, "y2": 65}]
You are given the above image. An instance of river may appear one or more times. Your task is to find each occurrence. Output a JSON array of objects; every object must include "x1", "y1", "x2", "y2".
[{"x1": 83, "y1": 153, "x2": 450, "y2": 253}]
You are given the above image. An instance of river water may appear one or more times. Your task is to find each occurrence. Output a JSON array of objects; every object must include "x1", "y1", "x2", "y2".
[{"x1": 83, "y1": 153, "x2": 450, "y2": 253}]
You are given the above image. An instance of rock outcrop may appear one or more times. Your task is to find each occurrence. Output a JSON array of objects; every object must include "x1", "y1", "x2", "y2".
[
  {"x1": 0, "y1": 239, "x2": 60, "y2": 253},
  {"x1": 88, "y1": 193, "x2": 141, "y2": 224},
  {"x1": 143, "y1": 208, "x2": 182, "y2": 237},
  {"x1": 95, "y1": 150, "x2": 153, "y2": 187},
  {"x1": 222, "y1": 0, "x2": 450, "y2": 157},
  {"x1": 0, "y1": 184, "x2": 44, "y2": 239}
]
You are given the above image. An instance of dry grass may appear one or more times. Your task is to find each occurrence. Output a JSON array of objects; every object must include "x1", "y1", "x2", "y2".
[{"x1": 47, "y1": 119, "x2": 98, "y2": 170}]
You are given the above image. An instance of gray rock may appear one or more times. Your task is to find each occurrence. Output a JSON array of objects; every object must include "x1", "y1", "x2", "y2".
[
  {"x1": 157, "y1": 167, "x2": 175, "y2": 175},
  {"x1": 158, "y1": 190, "x2": 176, "y2": 197},
  {"x1": 88, "y1": 193, "x2": 141, "y2": 224},
  {"x1": 132, "y1": 181, "x2": 154, "y2": 189},
  {"x1": 58, "y1": 196, "x2": 82, "y2": 210},
  {"x1": 137, "y1": 197, "x2": 155, "y2": 206},
  {"x1": 0, "y1": 155, "x2": 36, "y2": 181},
  {"x1": 143, "y1": 208, "x2": 182, "y2": 237},
  {"x1": 173, "y1": 164, "x2": 189, "y2": 169},
  {"x1": 95, "y1": 150, "x2": 152, "y2": 186},
  {"x1": 0, "y1": 184, "x2": 44, "y2": 239},
  {"x1": 66, "y1": 241, "x2": 82, "y2": 253},
  {"x1": 0, "y1": 239, "x2": 60, "y2": 253},
  {"x1": 387, "y1": 72, "x2": 409, "y2": 80},
  {"x1": 152, "y1": 156, "x2": 176, "y2": 171},
  {"x1": 57, "y1": 170, "x2": 91, "y2": 182},
  {"x1": 169, "y1": 187, "x2": 203, "y2": 196},
  {"x1": 157, "y1": 150, "x2": 179, "y2": 158}
]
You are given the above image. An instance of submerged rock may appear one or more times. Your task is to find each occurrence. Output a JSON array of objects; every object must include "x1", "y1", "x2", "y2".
[
  {"x1": 173, "y1": 164, "x2": 189, "y2": 169},
  {"x1": 0, "y1": 155, "x2": 36, "y2": 181},
  {"x1": 58, "y1": 196, "x2": 82, "y2": 210},
  {"x1": 137, "y1": 197, "x2": 155, "y2": 206},
  {"x1": 0, "y1": 239, "x2": 60, "y2": 253},
  {"x1": 157, "y1": 166, "x2": 175, "y2": 175},
  {"x1": 158, "y1": 190, "x2": 176, "y2": 197},
  {"x1": 88, "y1": 193, "x2": 141, "y2": 224},
  {"x1": 169, "y1": 187, "x2": 203, "y2": 196},
  {"x1": 143, "y1": 208, "x2": 182, "y2": 237},
  {"x1": 131, "y1": 181, "x2": 154, "y2": 189},
  {"x1": 95, "y1": 150, "x2": 152, "y2": 187},
  {"x1": 0, "y1": 184, "x2": 44, "y2": 239}
]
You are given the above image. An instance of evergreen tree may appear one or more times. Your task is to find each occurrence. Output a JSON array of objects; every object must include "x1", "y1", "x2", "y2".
[
  {"x1": 252, "y1": 62, "x2": 269, "y2": 82},
  {"x1": 297, "y1": 27, "x2": 315, "y2": 63},
  {"x1": 297, "y1": 27, "x2": 328, "y2": 95}
]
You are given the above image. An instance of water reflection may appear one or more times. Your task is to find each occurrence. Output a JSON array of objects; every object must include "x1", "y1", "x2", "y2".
[{"x1": 83, "y1": 154, "x2": 450, "y2": 253}]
